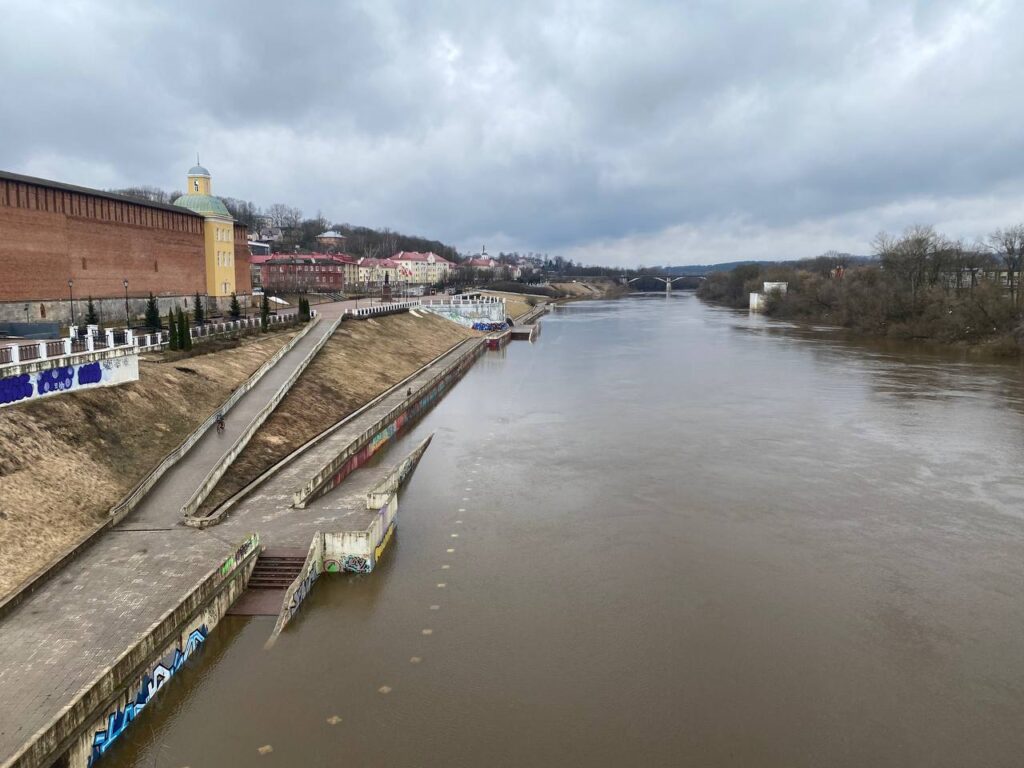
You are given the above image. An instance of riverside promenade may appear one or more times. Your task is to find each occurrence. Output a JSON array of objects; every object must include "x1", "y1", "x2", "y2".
[{"x1": 0, "y1": 300, "x2": 360, "y2": 767}]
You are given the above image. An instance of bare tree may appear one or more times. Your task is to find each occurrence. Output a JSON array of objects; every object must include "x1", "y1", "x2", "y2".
[
  {"x1": 267, "y1": 203, "x2": 302, "y2": 230},
  {"x1": 988, "y1": 224, "x2": 1024, "y2": 305}
]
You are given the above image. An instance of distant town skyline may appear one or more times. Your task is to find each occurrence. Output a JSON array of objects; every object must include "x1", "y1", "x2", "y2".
[{"x1": 2, "y1": 0, "x2": 1022, "y2": 266}]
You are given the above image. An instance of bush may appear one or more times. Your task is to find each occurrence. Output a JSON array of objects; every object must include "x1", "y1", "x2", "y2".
[
  {"x1": 193, "y1": 292, "x2": 205, "y2": 326},
  {"x1": 84, "y1": 297, "x2": 99, "y2": 326},
  {"x1": 260, "y1": 293, "x2": 270, "y2": 332},
  {"x1": 145, "y1": 293, "x2": 161, "y2": 330},
  {"x1": 167, "y1": 310, "x2": 178, "y2": 350}
]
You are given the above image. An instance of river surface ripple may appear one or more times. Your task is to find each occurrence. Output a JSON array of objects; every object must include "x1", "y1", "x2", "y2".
[{"x1": 105, "y1": 295, "x2": 1024, "y2": 768}]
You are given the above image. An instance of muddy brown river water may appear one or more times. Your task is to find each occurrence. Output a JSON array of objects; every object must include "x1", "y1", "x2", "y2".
[{"x1": 104, "y1": 295, "x2": 1024, "y2": 767}]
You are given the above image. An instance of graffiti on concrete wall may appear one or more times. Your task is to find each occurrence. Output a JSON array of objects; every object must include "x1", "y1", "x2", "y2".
[
  {"x1": 287, "y1": 563, "x2": 319, "y2": 618},
  {"x1": 320, "y1": 346, "x2": 484, "y2": 498},
  {"x1": 220, "y1": 533, "x2": 258, "y2": 576},
  {"x1": 327, "y1": 554, "x2": 371, "y2": 573},
  {"x1": 375, "y1": 519, "x2": 396, "y2": 564},
  {"x1": 0, "y1": 355, "x2": 139, "y2": 408},
  {"x1": 87, "y1": 625, "x2": 208, "y2": 766}
]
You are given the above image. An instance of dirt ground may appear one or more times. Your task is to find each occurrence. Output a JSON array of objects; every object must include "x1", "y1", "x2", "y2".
[
  {"x1": 0, "y1": 330, "x2": 296, "y2": 597},
  {"x1": 197, "y1": 312, "x2": 474, "y2": 515}
]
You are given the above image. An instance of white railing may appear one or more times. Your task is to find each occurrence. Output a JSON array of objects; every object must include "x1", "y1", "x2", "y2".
[
  {"x1": 0, "y1": 310, "x2": 317, "y2": 371},
  {"x1": 346, "y1": 300, "x2": 421, "y2": 318}
]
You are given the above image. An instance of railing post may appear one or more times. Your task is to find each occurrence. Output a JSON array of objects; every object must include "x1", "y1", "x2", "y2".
[
  {"x1": 86, "y1": 334, "x2": 95, "y2": 352},
  {"x1": 64, "y1": 338, "x2": 72, "y2": 355},
  {"x1": 126, "y1": 329, "x2": 134, "y2": 346},
  {"x1": 10, "y1": 345, "x2": 19, "y2": 364},
  {"x1": 37, "y1": 341, "x2": 47, "y2": 360},
  {"x1": 105, "y1": 329, "x2": 115, "y2": 348}
]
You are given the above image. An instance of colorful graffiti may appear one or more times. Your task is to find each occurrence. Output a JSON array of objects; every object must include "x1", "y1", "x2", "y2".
[
  {"x1": 317, "y1": 345, "x2": 484, "y2": 499},
  {"x1": 285, "y1": 559, "x2": 320, "y2": 619},
  {"x1": 220, "y1": 533, "x2": 258, "y2": 576},
  {"x1": 324, "y1": 555, "x2": 371, "y2": 573},
  {"x1": 88, "y1": 626, "x2": 208, "y2": 766},
  {"x1": 375, "y1": 520, "x2": 396, "y2": 564},
  {"x1": 344, "y1": 555, "x2": 371, "y2": 573}
]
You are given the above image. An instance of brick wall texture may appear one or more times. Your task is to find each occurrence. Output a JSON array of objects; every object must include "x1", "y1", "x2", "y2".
[{"x1": 0, "y1": 174, "x2": 250, "y2": 302}]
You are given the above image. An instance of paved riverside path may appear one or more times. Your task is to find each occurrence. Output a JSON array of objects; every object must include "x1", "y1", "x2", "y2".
[{"x1": 0, "y1": 299, "x2": 361, "y2": 766}]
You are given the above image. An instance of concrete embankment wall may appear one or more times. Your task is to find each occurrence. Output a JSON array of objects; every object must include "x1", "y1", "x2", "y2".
[
  {"x1": 270, "y1": 534, "x2": 323, "y2": 642},
  {"x1": 8, "y1": 534, "x2": 260, "y2": 768},
  {"x1": 420, "y1": 300, "x2": 507, "y2": 327},
  {"x1": 292, "y1": 338, "x2": 486, "y2": 508}
]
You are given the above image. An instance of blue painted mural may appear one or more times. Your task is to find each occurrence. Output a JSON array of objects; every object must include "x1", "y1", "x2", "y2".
[
  {"x1": 87, "y1": 625, "x2": 208, "y2": 765},
  {"x1": 0, "y1": 373, "x2": 33, "y2": 405},
  {"x1": 36, "y1": 366, "x2": 75, "y2": 395},
  {"x1": 0, "y1": 355, "x2": 138, "y2": 408}
]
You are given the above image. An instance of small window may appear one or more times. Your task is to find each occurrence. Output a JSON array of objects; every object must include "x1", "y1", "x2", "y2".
[
  {"x1": 81, "y1": 257, "x2": 87, "y2": 270},
  {"x1": 154, "y1": 260, "x2": 159, "y2": 272}
]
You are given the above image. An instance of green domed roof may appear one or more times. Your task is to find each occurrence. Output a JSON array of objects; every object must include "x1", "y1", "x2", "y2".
[{"x1": 173, "y1": 193, "x2": 231, "y2": 218}]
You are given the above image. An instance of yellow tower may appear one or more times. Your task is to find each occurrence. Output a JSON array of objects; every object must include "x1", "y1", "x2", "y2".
[{"x1": 173, "y1": 160, "x2": 236, "y2": 299}]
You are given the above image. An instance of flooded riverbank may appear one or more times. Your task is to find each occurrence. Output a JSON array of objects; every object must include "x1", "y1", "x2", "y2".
[{"x1": 104, "y1": 295, "x2": 1024, "y2": 768}]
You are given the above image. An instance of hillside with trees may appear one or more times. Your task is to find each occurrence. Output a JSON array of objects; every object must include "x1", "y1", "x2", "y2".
[
  {"x1": 697, "y1": 225, "x2": 1024, "y2": 353},
  {"x1": 108, "y1": 187, "x2": 460, "y2": 262}
]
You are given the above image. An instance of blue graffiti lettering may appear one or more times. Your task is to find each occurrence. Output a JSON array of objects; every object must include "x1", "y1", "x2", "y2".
[
  {"x1": 78, "y1": 361, "x2": 103, "y2": 386},
  {"x1": 87, "y1": 626, "x2": 208, "y2": 766},
  {"x1": 36, "y1": 366, "x2": 75, "y2": 395},
  {"x1": 0, "y1": 373, "x2": 33, "y2": 405}
]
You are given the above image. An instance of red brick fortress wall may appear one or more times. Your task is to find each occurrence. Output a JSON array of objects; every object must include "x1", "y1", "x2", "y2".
[
  {"x1": 233, "y1": 224, "x2": 252, "y2": 294},
  {"x1": 0, "y1": 175, "x2": 206, "y2": 302}
]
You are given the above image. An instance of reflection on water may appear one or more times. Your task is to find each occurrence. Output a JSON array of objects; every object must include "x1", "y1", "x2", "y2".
[{"x1": 104, "y1": 295, "x2": 1024, "y2": 768}]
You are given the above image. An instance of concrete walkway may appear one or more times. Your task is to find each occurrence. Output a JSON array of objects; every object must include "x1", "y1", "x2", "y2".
[
  {"x1": 0, "y1": 300, "x2": 360, "y2": 765},
  {"x1": 214, "y1": 339, "x2": 480, "y2": 550}
]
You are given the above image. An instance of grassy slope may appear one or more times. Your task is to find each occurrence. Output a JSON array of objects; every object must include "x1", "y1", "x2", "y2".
[
  {"x1": 0, "y1": 331, "x2": 295, "y2": 595},
  {"x1": 196, "y1": 312, "x2": 474, "y2": 514}
]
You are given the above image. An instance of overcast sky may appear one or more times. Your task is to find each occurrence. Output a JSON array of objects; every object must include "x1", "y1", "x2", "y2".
[{"x1": 2, "y1": 0, "x2": 1022, "y2": 265}]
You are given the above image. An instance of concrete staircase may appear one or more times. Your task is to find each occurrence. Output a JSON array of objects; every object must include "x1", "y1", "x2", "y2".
[{"x1": 228, "y1": 548, "x2": 307, "y2": 615}]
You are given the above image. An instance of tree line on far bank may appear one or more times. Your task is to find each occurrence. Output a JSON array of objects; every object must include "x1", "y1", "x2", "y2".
[{"x1": 697, "y1": 224, "x2": 1024, "y2": 351}]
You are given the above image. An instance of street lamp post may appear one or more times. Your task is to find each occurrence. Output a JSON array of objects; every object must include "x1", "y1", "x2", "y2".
[
  {"x1": 68, "y1": 279, "x2": 75, "y2": 326},
  {"x1": 123, "y1": 279, "x2": 130, "y2": 328}
]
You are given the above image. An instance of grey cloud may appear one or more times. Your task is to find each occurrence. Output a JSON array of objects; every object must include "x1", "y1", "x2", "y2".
[{"x1": 1, "y1": 0, "x2": 1022, "y2": 265}]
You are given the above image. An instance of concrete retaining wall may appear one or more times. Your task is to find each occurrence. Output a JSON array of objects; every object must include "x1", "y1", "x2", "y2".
[
  {"x1": 7, "y1": 534, "x2": 260, "y2": 768},
  {"x1": 419, "y1": 300, "x2": 507, "y2": 327},
  {"x1": 180, "y1": 315, "x2": 336, "y2": 520},
  {"x1": 0, "y1": 354, "x2": 138, "y2": 409},
  {"x1": 268, "y1": 534, "x2": 323, "y2": 643},
  {"x1": 291, "y1": 338, "x2": 486, "y2": 508},
  {"x1": 323, "y1": 495, "x2": 397, "y2": 576}
]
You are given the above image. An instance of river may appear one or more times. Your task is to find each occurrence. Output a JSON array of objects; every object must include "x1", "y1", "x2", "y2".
[{"x1": 104, "y1": 294, "x2": 1024, "y2": 767}]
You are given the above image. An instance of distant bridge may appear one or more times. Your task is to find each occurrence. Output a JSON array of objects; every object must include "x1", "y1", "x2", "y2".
[{"x1": 621, "y1": 273, "x2": 706, "y2": 293}]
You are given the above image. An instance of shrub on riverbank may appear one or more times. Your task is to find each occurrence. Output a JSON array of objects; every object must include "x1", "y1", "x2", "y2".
[{"x1": 697, "y1": 225, "x2": 1024, "y2": 350}]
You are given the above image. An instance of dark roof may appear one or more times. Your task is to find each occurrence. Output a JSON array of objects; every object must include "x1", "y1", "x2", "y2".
[{"x1": 0, "y1": 169, "x2": 203, "y2": 218}]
